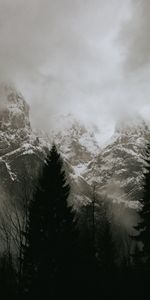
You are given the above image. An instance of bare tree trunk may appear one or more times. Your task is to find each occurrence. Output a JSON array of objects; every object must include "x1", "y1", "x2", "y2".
[{"x1": 92, "y1": 184, "x2": 96, "y2": 257}]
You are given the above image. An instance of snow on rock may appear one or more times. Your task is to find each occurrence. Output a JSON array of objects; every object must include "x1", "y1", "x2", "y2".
[
  {"x1": 50, "y1": 114, "x2": 101, "y2": 207},
  {"x1": 0, "y1": 85, "x2": 149, "y2": 217},
  {"x1": 5, "y1": 161, "x2": 17, "y2": 181},
  {"x1": 0, "y1": 83, "x2": 49, "y2": 203},
  {"x1": 85, "y1": 118, "x2": 150, "y2": 208},
  {"x1": 49, "y1": 114, "x2": 150, "y2": 213}
]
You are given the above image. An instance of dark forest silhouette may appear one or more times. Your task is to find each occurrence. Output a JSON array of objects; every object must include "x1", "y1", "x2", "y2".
[{"x1": 0, "y1": 144, "x2": 150, "y2": 299}]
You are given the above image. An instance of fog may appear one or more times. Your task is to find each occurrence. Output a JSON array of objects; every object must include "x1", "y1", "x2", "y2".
[{"x1": 0, "y1": 0, "x2": 150, "y2": 135}]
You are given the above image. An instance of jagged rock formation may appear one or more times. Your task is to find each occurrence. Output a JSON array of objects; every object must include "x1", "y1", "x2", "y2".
[
  {"x1": 50, "y1": 114, "x2": 100, "y2": 209},
  {"x1": 52, "y1": 116, "x2": 150, "y2": 260},
  {"x1": 52, "y1": 115, "x2": 149, "y2": 210},
  {"x1": 86, "y1": 119, "x2": 149, "y2": 206},
  {"x1": 0, "y1": 84, "x2": 48, "y2": 206},
  {"x1": 83, "y1": 119, "x2": 150, "y2": 260}
]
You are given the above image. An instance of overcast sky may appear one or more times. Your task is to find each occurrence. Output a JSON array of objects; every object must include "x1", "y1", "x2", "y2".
[{"x1": 0, "y1": 0, "x2": 150, "y2": 136}]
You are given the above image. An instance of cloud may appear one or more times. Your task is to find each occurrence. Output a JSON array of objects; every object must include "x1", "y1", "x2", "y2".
[
  {"x1": 0, "y1": 0, "x2": 150, "y2": 137},
  {"x1": 117, "y1": 0, "x2": 150, "y2": 127},
  {"x1": 120, "y1": 0, "x2": 150, "y2": 72}
]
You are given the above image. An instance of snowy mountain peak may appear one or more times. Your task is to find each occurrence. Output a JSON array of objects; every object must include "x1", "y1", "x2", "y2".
[
  {"x1": 0, "y1": 84, "x2": 48, "y2": 201},
  {"x1": 51, "y1": 114, "x2": 100, "y2": 165},
  {"x1": 115, "y1": 115, "x2": 149, "y2": 136},
  {"x1": 0, "y1": 83, "x2": 30, "y2": 131}
]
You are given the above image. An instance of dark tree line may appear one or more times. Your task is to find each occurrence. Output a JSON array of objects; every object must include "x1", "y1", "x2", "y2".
[
  {"x1": 116, "y1": 143, "x2": 150, "y2": 298},
  {"x1": 3, "y1": 142, "x2": 150, "y2": 299},
  {"x1": 21, "y1": 145, "x2": 79, "y2": 299},
  {"x1": 19, "y1": 145, "x2": 116, "y2": 299},
  {"x1": 131, "y1": 144, "x2": 150, "y2": 272}
]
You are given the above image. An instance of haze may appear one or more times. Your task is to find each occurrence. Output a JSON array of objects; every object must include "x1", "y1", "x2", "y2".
[{"x1": 0, "y1": 0, "x2": 150, "y2": 137}]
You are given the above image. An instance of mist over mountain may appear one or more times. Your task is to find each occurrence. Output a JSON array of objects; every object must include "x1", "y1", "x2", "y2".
[
  {"x1": 1, "y1": 1, "x2": 150, "y2": 296},
  {"x1": 0, "y1": 84, "x2": 48, "y2": 208},
  {"x1": 0, "y1": 84, "x2": 149, "y2": 210},
  {"x1": 0, "y1": 84, "x2": 150, "y2": 264}
]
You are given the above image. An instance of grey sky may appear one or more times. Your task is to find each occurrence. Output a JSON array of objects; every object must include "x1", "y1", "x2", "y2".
[{"x1": 0, "y1": 0, "x2": 150, "y2": 136}]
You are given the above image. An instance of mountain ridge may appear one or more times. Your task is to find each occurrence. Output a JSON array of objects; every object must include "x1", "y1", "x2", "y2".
[{"x1": 0, "y1": 84, "x2": 149, "y2": 260}]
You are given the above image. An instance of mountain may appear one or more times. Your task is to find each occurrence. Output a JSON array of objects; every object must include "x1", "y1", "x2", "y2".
[
  {"x1": 3, "y1": 86, "x2": 147, "y2": 214},
  {"x1": 90, "y1": 118, "x2": 149, "y2": 206},
  {"x1": 50, "y1": 114, "x2": 100, "y2": 209},
  {"x1": 0, "y1": 85, "x2": 149, "y2": 260},
  {"x1": 83, "y1": 118, "x2": 150, "y2": 260},
  {"x1": 0, "y1": 86, "x2": 99, "y2": 210},
  {"x1": 50, "y1": 114, "x2": 150, "y2": 212},
  {"x1": 51, "y1": 115, "x2": 150, "y2": 260},
  {"x1": 0, "y1": 84, "x2": 48, "y2": 207}
]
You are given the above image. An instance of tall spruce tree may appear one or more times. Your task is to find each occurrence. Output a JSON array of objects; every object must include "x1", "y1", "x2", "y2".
[
  {"x1": 133, "y1": 144, "x2": 150, "y2": 270},
  {"x1": 79, "y1": 188, "x2": 115, "y2": 279},
  {"x1": 21, "y1": 145, "x2": 78, "y2": 299},
  {"x1": 96, "y1": 201, "x2": 116, "y2": 273}
]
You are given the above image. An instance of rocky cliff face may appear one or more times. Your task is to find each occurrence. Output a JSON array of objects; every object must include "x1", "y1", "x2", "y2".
[
  {"x1": 78, "y1": 119, "x2": 150, "y2": 259},
  {"x1": 52, "y1": 116, "x2": 150, "y2": 259},
  {"x1": 0, "y1": 84, "x2": 48, "y2": 206},
  {"x1": 0, "y1": 86, "x2": 149, "y2": 214},
  {"x1": 51, "y1": 114, "x2": 150, "y2": 212},
  {"x1": 50, "y1": 114, "x2": 100, "y2": 209},
  {"x1": 87, "y1": 119, "x2": 149, "y2": 206}
]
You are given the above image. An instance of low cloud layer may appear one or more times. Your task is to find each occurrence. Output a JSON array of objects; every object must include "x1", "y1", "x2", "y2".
[
  {"x1": 121, "y1": 0, "x2": 150, "y2": 71},
  {"x1": 0, "y1": 0, "x2": 150, "y2": 135}
]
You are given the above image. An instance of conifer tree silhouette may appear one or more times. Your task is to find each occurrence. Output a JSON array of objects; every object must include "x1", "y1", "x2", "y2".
[{"x1": 22, "y1": 145, "x2": 78, "y2": 299}]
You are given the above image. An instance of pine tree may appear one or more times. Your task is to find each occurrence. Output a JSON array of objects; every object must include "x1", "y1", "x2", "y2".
[
  {"x1": 21, "y1": 145, "x2": 78, "y2": 299},
  {"x1": 78, "y1": 189, "x2": 116, "y2": 300},
  {"x1": 96, "y1": 201, "x2": 116, "y2": 273},
  {"x1": 133, "y1": 144, "x2": 150, "y2": 270},
  {"x1": 79, "y1": 188, "x2": 115, "y2": 277}
]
